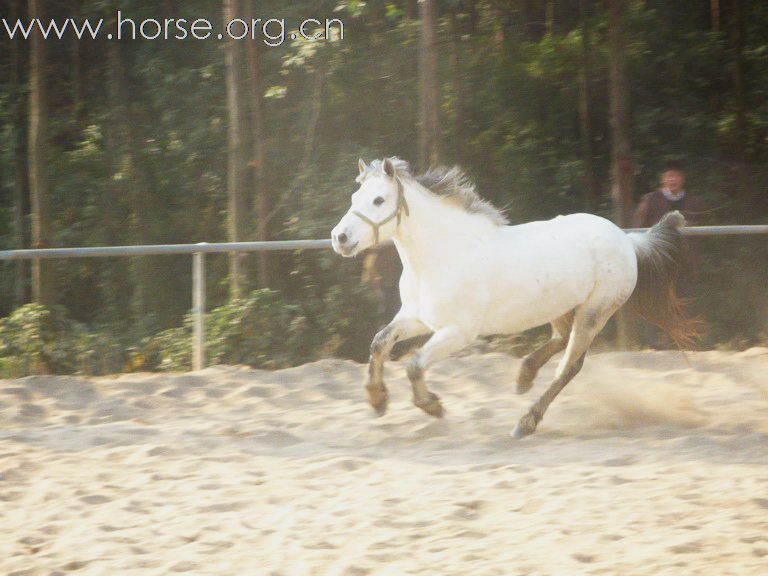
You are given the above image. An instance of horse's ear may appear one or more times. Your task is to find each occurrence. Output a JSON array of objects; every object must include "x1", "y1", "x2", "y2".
[
  {"x1": 358, "y1": 158, "x2": 367, "y2": 175},
  {"x1": 383, "y1": 158, "x2": 396, "y2": 178}
]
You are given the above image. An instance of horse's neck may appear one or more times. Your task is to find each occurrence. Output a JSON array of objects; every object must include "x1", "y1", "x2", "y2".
[{"x1": 393, "y1": 182, "x2": 493, "y2": 278}]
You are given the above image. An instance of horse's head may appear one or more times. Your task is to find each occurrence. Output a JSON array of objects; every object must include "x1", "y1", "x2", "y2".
[{"x1": 331, "y1": 157, "x2": 409, "y2": 257}]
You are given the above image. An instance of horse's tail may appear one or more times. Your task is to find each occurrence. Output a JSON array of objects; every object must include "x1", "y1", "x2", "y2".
[{"x1": 625, "y1": 211, "x2": 700, "y2": 349}]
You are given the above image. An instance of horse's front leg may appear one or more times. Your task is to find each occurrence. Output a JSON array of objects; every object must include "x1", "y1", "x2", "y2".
[
  {"x1": 406, "y1": 326, "x2": 473, "y2": 418},
  {"x1": 367, "y1": 316, "x2": 430, "y2": 415}
]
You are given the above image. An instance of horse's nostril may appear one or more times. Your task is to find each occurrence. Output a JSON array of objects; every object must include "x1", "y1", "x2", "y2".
[{"x1": 338, "y1": 233, "x2": 348, "y2": 245}]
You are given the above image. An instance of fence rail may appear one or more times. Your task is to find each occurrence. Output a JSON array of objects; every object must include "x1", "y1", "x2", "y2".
[
  {"x1": 1, "y1": 225, "x2": 766, "y2": 370},
  {"x1": 0, "y1": 239, "x2": 333, "y2": 260}
]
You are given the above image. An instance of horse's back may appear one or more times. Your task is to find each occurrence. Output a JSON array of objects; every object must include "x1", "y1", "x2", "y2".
[
  {"x1": 506, "y1": 213, "x2": 625, "y2": 241},
  {"x1": 475, "y1": 213, "x2": 636, "y2": 334},
  {"x1": 501, "y1": 213, "x2": 634, "y2": 269},
  {"x1": 398, "y1": 212, "x2": 636, "y2": 335}
]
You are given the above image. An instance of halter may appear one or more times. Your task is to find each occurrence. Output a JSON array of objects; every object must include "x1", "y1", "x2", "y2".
[{"x1": 351, "y1": 177, "x2": 410, "y2": 246}]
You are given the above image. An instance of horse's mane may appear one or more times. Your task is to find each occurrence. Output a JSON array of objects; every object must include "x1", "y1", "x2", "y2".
[{"x1": 362, "y1": 158, "x2": 509, "y2": 226}]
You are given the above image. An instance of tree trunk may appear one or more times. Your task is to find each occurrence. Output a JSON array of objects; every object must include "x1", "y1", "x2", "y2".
[
  {"x1": 369, "y1": 2, "x2": 386, "y2": 139},
  {"x1": 418, "y1": 0, "x2": 441, "y2": 170},
  {"x1": 466, "y1": 0, "x2": 478, "y2": 35},
  {"x1": 731, "y1": 0, "x2": 746, "y2": 151},
  {"x1": 578, "y1": 0, "x2": 598, "y2": 211},
  {"x1": 519, "y1": 0, "x2": 537, "y2": 40},
  {"x1": 102, "y1": 32, "x2": 129, "y2": 322},
  {"x1": 607, "y1": 0, "x2": 635, "y2": 349},
  {"x1": 223, "y1": 0, "x2": 249, "y2": 298},
  {"x1": 405, "y1": 0, "x2": 417, "y2": 20},
  {"x1": 71, "y1": 0, "x2": 84, "y2": 124},
  {"x1": 711, "y1": 0, "x2": 720, "y2": 31},
  {"x1": 730, "y1": 0, "x2": 753, "y2": 218},
  {"x1": 449, "y1": 7, "x2": 466, "y2": 163},
  {"x1": 28, "y1": 0, "x2": 55, "y2": 308},
  {"x1": 302, "y1": 63, "x2": 326, "y2": 172},
  {"x1": 12, "y1": 0, "x2": 31, "y2": 305},
  {"x1": 607, "y1": 0, "x2": 634, "y2": 228},
  {"x1": 245, "y1": 1, "x2": 270, "y2": 287},
  {"x1": 106, "y1": 36, "x2": 155, "y2": 331},
  {"x1": 546, "y1": 0, "x2": 555, "y2": 36}
]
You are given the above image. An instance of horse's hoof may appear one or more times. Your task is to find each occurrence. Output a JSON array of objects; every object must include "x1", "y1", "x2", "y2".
[
  {"x1": 367, "y1": 386, "x2": 388, "y2": 416},
  {"x1": 371, "y1": 401, "x2": 388, "y2": 417},
  {"x1": 512, "y1": 413, "x2": 538, "y2": 439},
  {"x1": 415, "y1": 393, "x2": 444, "y2": 418},
  {"x1": 516, "y1": 370, "x2": 535, "y2": 395}
]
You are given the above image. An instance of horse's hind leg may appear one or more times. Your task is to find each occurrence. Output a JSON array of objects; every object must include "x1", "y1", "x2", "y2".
[
  {"x1": 391, "y1": 334, "x2": 432, "y2": 361},
  {"x1": 367, "y1": 316, "x2": 430, "y2": 415},
  {"x1": 407, "y1": 326, "x2": 473, "y2": 418},
  {"x1": 513, "y1": 306, "x2": 612, "y2": 438},
  {"x1": 516, "y1": 312, "x2": 574, "y2": 394}
]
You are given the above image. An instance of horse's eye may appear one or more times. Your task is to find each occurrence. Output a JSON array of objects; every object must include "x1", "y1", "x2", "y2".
[{"x1": 373, "y1": 196, "x2": 384, "y2": 207}]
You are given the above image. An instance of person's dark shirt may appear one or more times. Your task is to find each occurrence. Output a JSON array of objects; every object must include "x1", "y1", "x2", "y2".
[
  {"x1": 632, "y1": 188, "x2": 707, "y2": 287},
  {"x1": 632, "y1": 189, "x2": 707, "y2": 228}
]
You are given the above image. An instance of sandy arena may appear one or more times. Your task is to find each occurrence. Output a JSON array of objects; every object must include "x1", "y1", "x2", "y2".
[{"x1": 1, "y1": 349, "x2": 767, "y2": 575}]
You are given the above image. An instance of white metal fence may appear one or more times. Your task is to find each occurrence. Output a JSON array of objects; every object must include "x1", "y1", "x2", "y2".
[{"x1": 1, "y1": 225, "x2": 766, "y2": 370}]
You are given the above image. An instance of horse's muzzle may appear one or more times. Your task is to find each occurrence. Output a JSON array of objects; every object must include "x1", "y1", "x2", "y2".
[
  {"x1": 331, "y1": 229, "x2": 358, "y2": 257},
  {"x1": 338, "y1": 241, "x2": 359, "y2": 257}
]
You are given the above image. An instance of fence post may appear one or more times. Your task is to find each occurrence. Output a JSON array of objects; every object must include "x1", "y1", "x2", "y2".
[{"x1": 192, "y1": 246, "x2": 207, "y2": 371}]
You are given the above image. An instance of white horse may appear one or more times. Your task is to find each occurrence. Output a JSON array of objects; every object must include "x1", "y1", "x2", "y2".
[{"x1": 331, "y1": 157, "x2": 695, "y2": 437}]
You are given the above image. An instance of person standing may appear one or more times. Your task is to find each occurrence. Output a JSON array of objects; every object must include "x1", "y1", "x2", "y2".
[
  {"x1": 632, "y1": 163, "x2": 706, "y2": 348},
  {"x1": 633, "y1": 163, "x2": 706, "y2": 228}
]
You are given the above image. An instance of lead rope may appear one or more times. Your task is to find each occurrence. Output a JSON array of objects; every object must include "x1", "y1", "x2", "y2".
[{"x1": 352, "y1": 177, "x2": 409, "y2": 247}]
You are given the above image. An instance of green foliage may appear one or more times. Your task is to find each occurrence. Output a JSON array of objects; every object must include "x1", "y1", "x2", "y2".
[
  {"x1": 147, "y1": 285, "x2": 378, "y2": 371},
  {"x1": 1, "y1": 0, "x2": 767, "y2": 376},
  {"x1": 0, "y1": 304, "x2": 124, "y2": 377}
]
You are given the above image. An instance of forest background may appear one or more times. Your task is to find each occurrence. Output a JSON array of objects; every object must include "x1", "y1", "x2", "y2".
[{"x1": 1, "y1": 0, "x2": 766, "y2": 375}]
